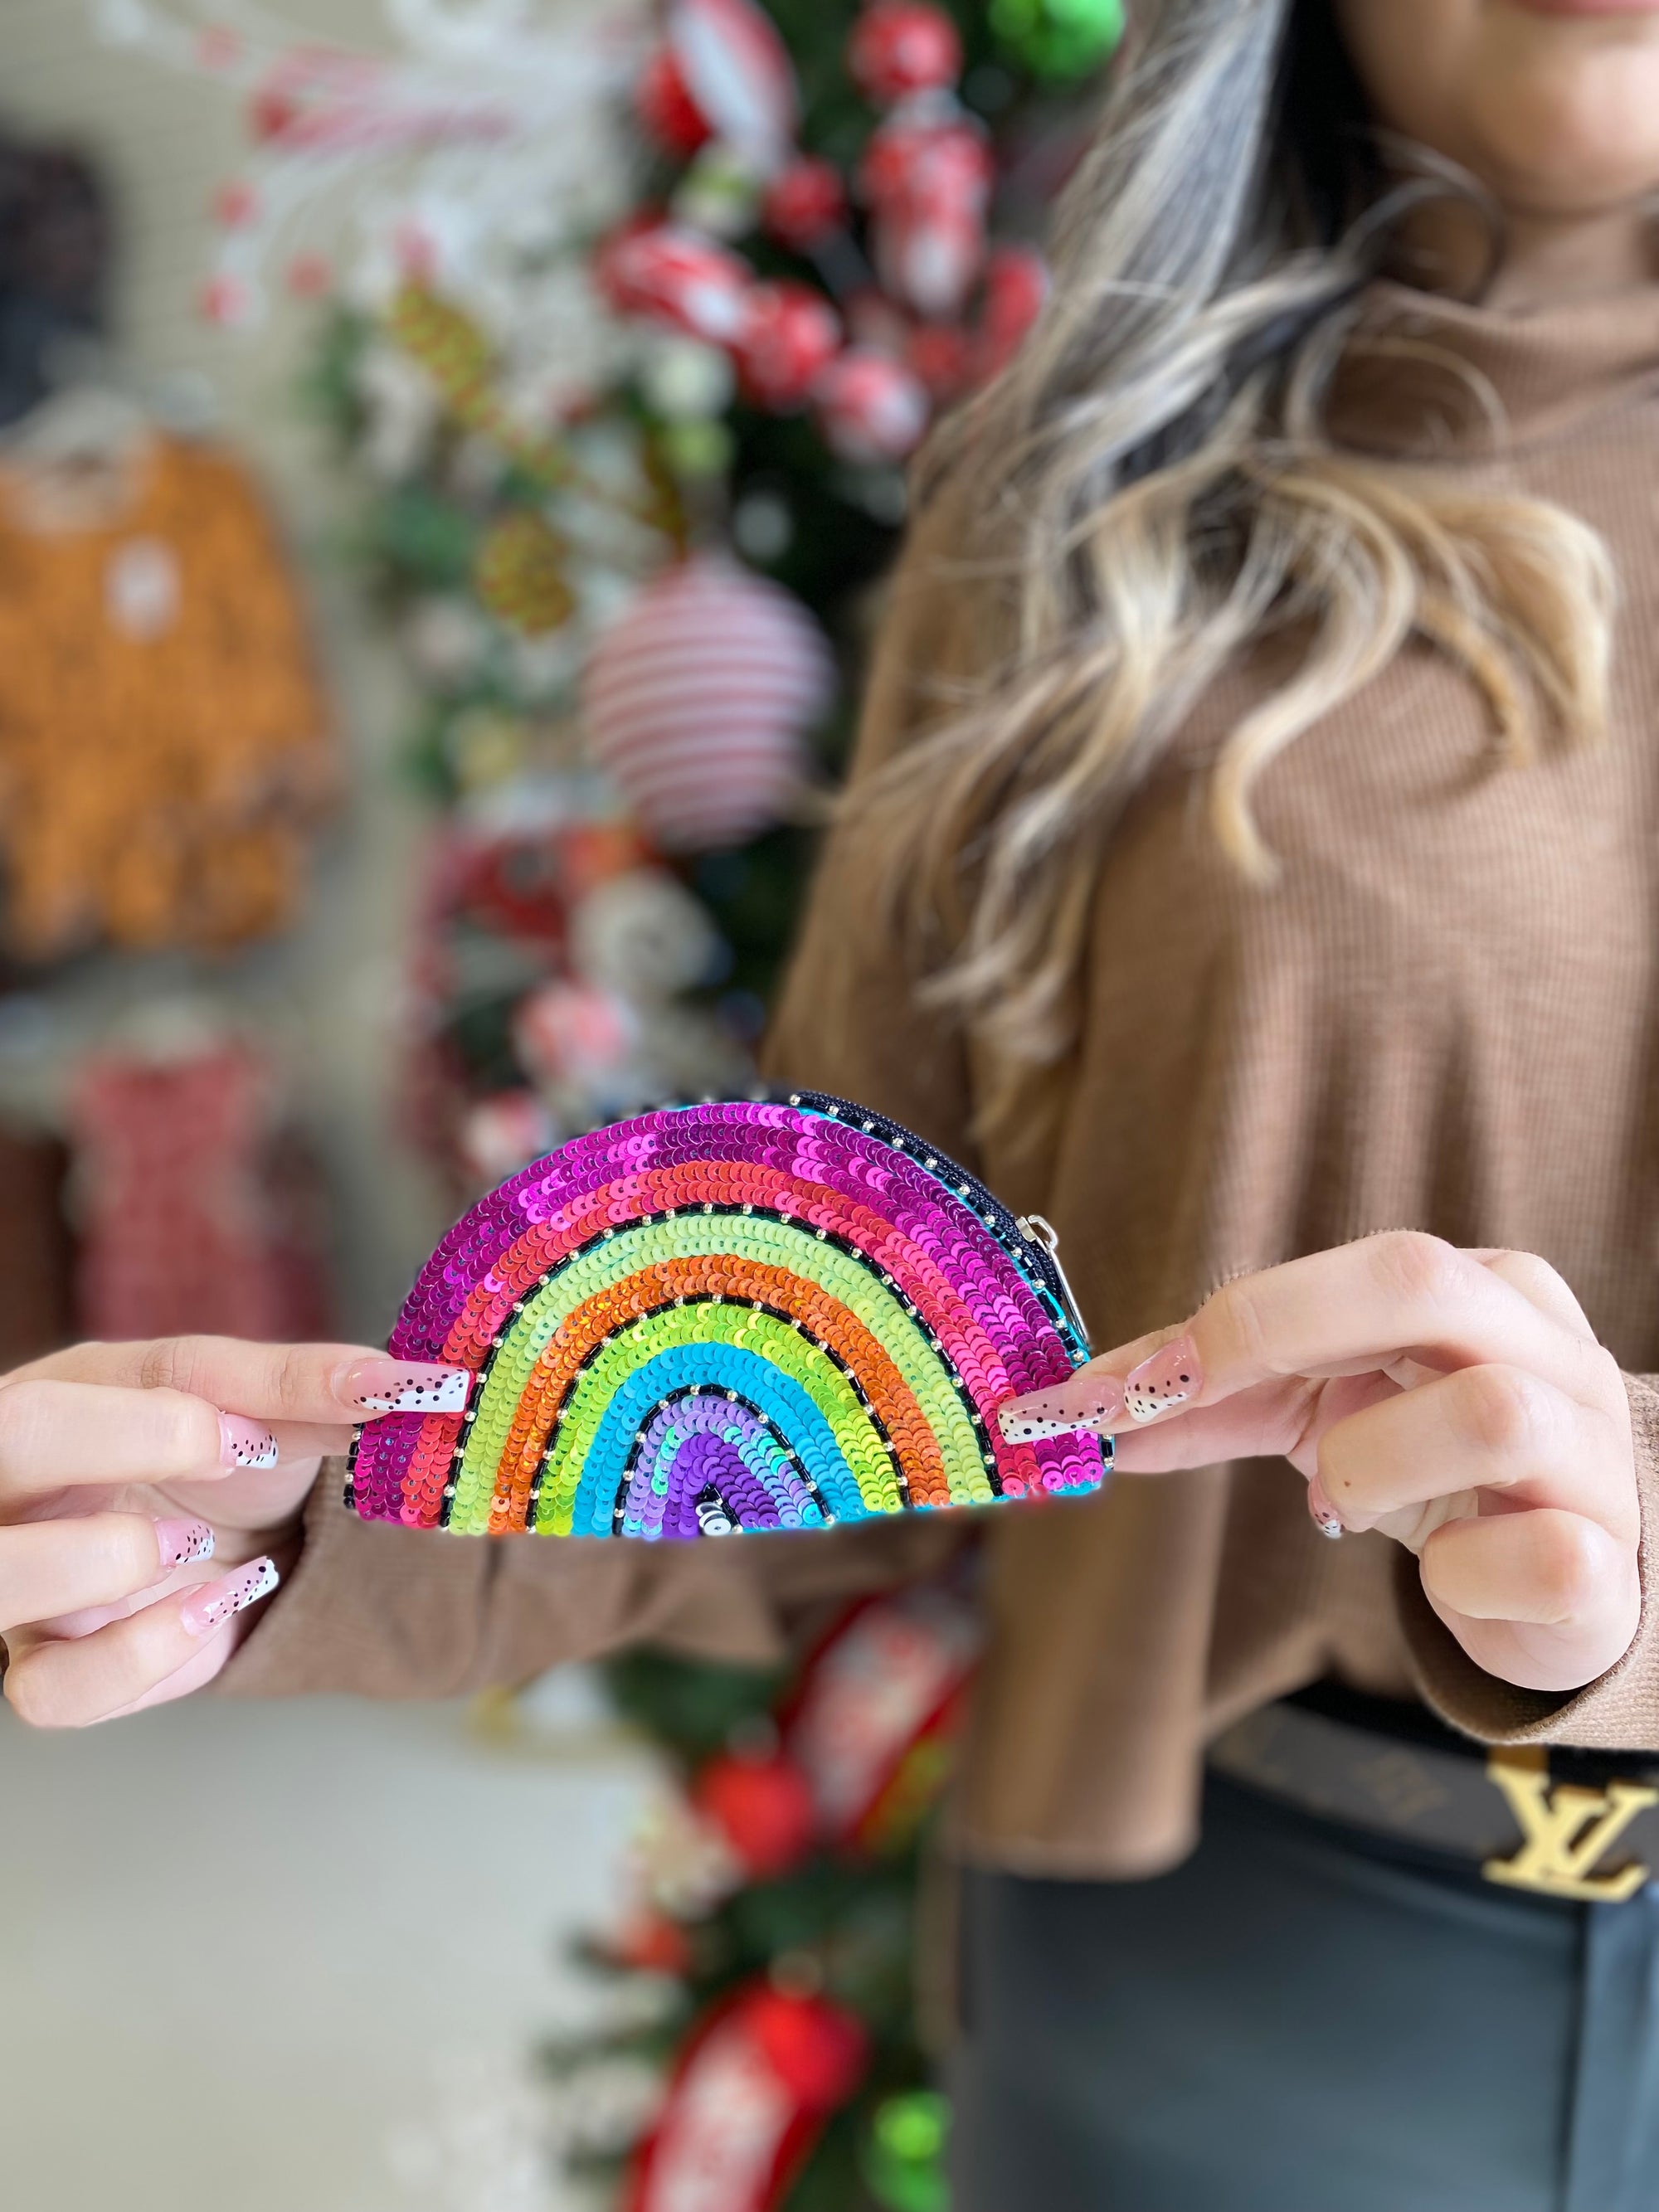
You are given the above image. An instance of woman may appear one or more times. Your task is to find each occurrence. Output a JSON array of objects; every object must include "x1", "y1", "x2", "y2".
[{"x1": 6, "y1": 2, "x2": 1659, "y2": 2203}]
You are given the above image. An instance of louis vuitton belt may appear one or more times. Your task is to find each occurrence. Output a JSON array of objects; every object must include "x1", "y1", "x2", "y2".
[{"x1": 1209, "y1": 1694, "x2": 1659, "y2": 1903}]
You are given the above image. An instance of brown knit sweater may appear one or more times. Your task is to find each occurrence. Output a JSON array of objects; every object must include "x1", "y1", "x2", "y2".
[{"x1": 225, "y1": 280, "x2": 1659, "y2": 1878}]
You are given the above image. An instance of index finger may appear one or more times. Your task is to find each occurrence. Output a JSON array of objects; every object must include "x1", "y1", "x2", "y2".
[
  {"x1": 1122, "y1": 1233, "x2": 1602, "y2": 1422},
  {"x1": 996, "y1": 1232, "x2": 1608, "y2": 1445},
  {"x1": 10, "y1": 1338, "x2": 472, "y2": 1426}
]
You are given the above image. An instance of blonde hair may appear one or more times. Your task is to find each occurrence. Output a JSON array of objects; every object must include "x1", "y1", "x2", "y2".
[{"x1": 853, "y1": 0, "x2": 1614, "y2": 1146}]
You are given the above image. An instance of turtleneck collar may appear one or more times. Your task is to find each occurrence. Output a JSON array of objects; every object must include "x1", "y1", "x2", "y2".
[{"x1": 1325, "y1": 277, "x2": 1659, "y2": 459}]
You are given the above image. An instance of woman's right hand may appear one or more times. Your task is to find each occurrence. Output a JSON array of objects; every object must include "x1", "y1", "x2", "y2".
[{"x1": 0, "y1": 1336, "x2": 470, "y2": 1728}]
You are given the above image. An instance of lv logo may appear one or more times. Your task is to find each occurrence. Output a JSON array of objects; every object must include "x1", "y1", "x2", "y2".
[{"x1": 1483, "y1": 1747, "x2": 1659, "y2": 1902}]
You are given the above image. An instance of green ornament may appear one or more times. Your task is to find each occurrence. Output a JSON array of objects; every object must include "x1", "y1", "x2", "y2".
[
  {"x1": 990, "y1": 0, "x2": 1125, "y2": 79},
  {"x1": 862, "y1": 2091, "x2": 951, "y2": 2212}
]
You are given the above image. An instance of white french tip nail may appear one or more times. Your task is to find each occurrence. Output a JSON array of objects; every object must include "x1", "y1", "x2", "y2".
[{"x1": 356, "y1": 1371, "x2": 472, "y2": 1414}]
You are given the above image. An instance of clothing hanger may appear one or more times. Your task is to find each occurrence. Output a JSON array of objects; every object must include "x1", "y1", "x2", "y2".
[{"x1": 0, "y1": 379, "x2": 155, "y2": 532}]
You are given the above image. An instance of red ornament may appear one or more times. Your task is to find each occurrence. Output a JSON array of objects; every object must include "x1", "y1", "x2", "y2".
[
  {"x1": 977, "y1": 242, "x2": 1048, "y2": 376},
  {"x1": 735, "y1": 281, "x2": 842, "y2": 410},
  {"x1": 860, "y1": 112, "x2": 993, "y2": 318},
  {"x1": 668, "y1": 0, "x2": 799, "y2": 162},
  {"x1": 906, "y1": 319, "x2": 975, "y2": 403},
  {"x1": 782, "y1": 1587, "x2": 980, "y2": 1853},
  {"x1": 582, "y1": 556, "x2": 834, "y2": 851},
  {"x1": 812, "y1": 348, "x2": 930, "y2": 464},
  {"x1": 847, "y1": 2, "x2": 963, "y2": 107},
  {"x1": 624, "y1": 1982, "x2": 868, "y2": 2212},
  {"x1": 596, "y1": 219, "x2": 752, "y2": 346},
  {"x1": 635, "y1": 45, "x2": 713, "y2": 158},
  {"x1": 761, "y1": 156, "x2": 847, "y2": 250},
  {"x1": 748, "y1": 1986, "x2": 867, "y2": 2109},
  {"x1": 693, "y1": 1751, "x2": 818, "y2": 1879}
]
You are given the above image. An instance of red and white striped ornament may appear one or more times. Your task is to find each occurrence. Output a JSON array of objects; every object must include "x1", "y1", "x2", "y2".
[
  {"x1": 812, "y1": 347, "x2": 930, "y2": 464},
  {"x1": 582, "y1": 557, "x2": 834, "y2": 852},
  {"x1": 860, "y1": 111, "x2": 993, "y2": 318},
  {"x1": 596, "y1": 220, "x2": 752, "y2": 346},
  {"x1": 668, "y1": 0, "x2": 799, "y2": 165},
  {"x1": 624, "y1": 1981, "x2": 867, "y2": 2212},
  {"x1": 634, "y1": 44, "x2": 713, "y2": 157}
]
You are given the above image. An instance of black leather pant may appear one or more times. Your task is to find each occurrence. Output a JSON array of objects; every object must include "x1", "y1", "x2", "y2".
[{"x1": 951, "y1": 1774, "x2": 1659, "y2": 2212}]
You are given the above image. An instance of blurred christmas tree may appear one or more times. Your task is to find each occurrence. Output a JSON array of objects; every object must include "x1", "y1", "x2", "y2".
[{"x1": 118, "y1": 2, "x2": 1121, "y2": 2200}]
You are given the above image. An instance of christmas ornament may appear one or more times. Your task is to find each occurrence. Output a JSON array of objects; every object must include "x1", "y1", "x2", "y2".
[
  {"x1": 784, "y1": 1585, "x2": 980, "y2": 1852},
  {"x1": 570, "y1": 868, "x2": 724, "y2": 1003},
  {"x1": 761, "y1": 156, "x2": 847, "y2": 250},
  {"x1": 905, "y1": 321, "x2": 975, "y2": 403},
  {"x1": 635, "y1": 45, "x2": 713, "y2": 158},
  {"x1": 596, "y1": 221, "x2": 752, "y2": 347},
  {"x1": 346, "y1": 1094, "x2": 1106, "y2": 1534},
  {"x1": 667, "y1": 0, "x2": 800, "y2": 166},
  {"x1": 581, "y1": 556, "x2": 832, "y2": 852},
  {"x1": 847, "y1": 2, "x2": 963, "y2": 108},
  {"x1": 513, "y1": 978, "x2": 639, "y2": 1096},
  {"x1": 623, "y1": 1981, "x2": 867, "y2": 2212},
  {"x1": 734, "y1": 281, "x2": 842, "y2": 410},
  {"x1": 990, "y1": 0, "x2": 1126, "y2": 79},
  {"x1": 863, "y1": 2092, "x2": 951, "y2": 2212},
  {"x1": 860, "y1": 113, "x2": 994, "y2": 318},
  {"x1": 692, "y1": 1749, "x2": 817, "y2": 1878},
  {"x1": 976, "y1": 241, "x2": 1048, "y2": 376},
  {"x1": 812, "y1": 348, "x2": 930, "y2": 464},
  {"x1": 474, "y1": 510, "x2": 575, "y2": 634}
]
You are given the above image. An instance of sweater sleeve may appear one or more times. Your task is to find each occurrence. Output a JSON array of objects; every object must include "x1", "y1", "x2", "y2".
[
  {"x1": 218, "y1": 1459, "x2": 962, "y2": 1701},
  {"x1": 1400, "y1": 1373, "x2": 1659, "y2": 1751},
  {"x1": 221, "y1": 496, "x2": 983, "y2": 1704}
]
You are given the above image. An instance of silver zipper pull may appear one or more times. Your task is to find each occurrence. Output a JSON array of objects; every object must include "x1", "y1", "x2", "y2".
[{"x1": 1017, "y1": 1213, "x2": 1091, "y2": 1350}]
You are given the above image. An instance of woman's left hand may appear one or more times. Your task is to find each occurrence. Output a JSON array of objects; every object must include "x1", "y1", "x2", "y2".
[{"x1": 998, "y1": 1233, "x2": 1641, "y2": 1696}]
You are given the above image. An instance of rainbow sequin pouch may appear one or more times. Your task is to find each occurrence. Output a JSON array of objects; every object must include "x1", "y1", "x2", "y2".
[{"x1": 347, "y1": 1093, "x2": 1108, "y2": 1538}]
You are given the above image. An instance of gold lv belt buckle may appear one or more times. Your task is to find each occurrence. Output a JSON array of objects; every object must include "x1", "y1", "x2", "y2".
[{"x1": 1483, "y1": 1746, "x2": 1658, "y2": 1902}]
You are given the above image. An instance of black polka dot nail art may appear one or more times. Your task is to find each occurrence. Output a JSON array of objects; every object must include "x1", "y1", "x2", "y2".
[{"x1": 1123, "y1": 1335, "x2": 1200, "y2": 1423}]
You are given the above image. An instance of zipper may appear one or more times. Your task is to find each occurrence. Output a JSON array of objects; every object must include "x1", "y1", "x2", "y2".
[{"x1": 783, "y1": 1089, "x2": 1092, "y2": 1357}]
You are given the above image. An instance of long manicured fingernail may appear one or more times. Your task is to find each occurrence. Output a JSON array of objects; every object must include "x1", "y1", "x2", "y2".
[
  {"x1": 344, "y1": 1358, "x2": 472, "y2": 1414},
  {"x1": 180, "y1": 1557, "x2": 280, "y2": 1637},
  {"x1": 219, "y1": 1413, "x2": 279, "y2": 1469},
  {"x1": 1124, "y1": 1335, "x2": 1200, "y2": 1423},
  {"x1": 997, "y1": 1379, "x2": 1123, "y2": 1442},
  {"x1": 1307, "y1": 1475, "x2": 1345, "y2": 1540},
  {"x1": 153, "y1": 1517, "x2": 215, "y2": 1573}
]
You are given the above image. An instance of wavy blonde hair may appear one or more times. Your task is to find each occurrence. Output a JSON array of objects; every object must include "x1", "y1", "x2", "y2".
[{"x1": 853, "y1": 0, "x2": 1614, "y2": 1147}]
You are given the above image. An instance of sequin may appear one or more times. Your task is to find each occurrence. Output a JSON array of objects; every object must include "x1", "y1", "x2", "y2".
[{"x1": 351, "y1": 1099, "x2": 1110, "y2": 1535}]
